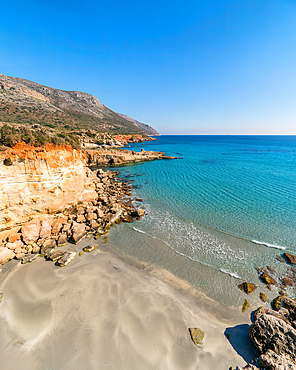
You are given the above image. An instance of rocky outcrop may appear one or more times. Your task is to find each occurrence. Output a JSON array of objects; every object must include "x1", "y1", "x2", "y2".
[
  {"x1": 0, "y1": 163, "x2": 148, "y2": 267},
  {"x1": 230, "y1": 295, "x2": 296, "y2": 370},
  {"x1": 249, "y1": 314, "x2": 296, "y2": 360},
  {"x1": 233, "y1": 349, "x2": 296, "y2": 370},
  {"x1": 0, "y1": 143, "x2": 89, "y2": 232},
  {"x1": 86, "y1": 148, "x2": 177, "y2": 166}
]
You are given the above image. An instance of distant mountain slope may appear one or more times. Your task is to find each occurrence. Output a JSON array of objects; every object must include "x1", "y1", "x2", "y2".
[
  {"x1": 0, "y1": 73, "x2": 158, "y2": 135},
  {"x1": 118, "y1": 113, "x2": 159, "y2": 135}
]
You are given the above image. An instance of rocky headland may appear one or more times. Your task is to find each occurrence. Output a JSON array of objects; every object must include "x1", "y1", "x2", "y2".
[{"x1": 0, "y1": 142, "x2": 175, "y2": 269}]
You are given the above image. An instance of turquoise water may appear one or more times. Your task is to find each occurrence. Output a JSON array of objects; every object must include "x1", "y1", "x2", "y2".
[{"x1": 108, "y1": 136, "x2": 296, "y2": 306}]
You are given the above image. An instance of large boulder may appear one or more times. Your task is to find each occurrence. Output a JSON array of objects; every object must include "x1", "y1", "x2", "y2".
[
  {"x1": 249, "y1": 314, "x2": 296, "y2": 361},
  {"x1": 232, "y1": 349, "x2": 296, "y2": 369},
  {"x1": 238, "y1": 282, "x2": 257, "y2": 294},
  {"x1": 0, "y1": 247, "x2": 15, "y2": 264},
  {"x1": 51, "y1": 215, "x2": 68, "y2": 234},
  {"x1": 21, "y1": 219, "x2": 41, "y2": 245},
  {"x1": 71, "y1": 222, "x2": 86, "y2": 244},
  {"x1": 284, "y1": 253, "x2": 296, "y2": 265},
  {"x1": 39, "y1": 216, "x2": 53, "y2": 239}
]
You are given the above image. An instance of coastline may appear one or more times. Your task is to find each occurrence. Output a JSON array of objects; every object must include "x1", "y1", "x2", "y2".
[
  {"x1": 0, "y1": 141, "x2": 256, "y2": 369},
  {"x1": 0, "y1": 235, "x2": 254, "y2": 370}
]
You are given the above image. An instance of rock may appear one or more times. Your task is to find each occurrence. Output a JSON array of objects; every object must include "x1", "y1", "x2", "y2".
[
  {"x1": 71, "y1": 222, "x2": 86, "y2": 244},
  {"x1": 259, "y1": 349, "x2": 296, "y2": 370},
  {"x1": 44, "y1": 248, "x2": 55, "y2": 259},
  {"x1": 253, "y1": 307, "x2": 291, "y2": 325},
  {"x1": 40, "y1": 238, "x2": 56, "y2": 253},
  {"x1": 136, "y1": 208, "x2": 145, "y2": 218},
  {"x1": 47, "y1": 250, "x2": 66, "y2": 262},
  {"x1": 96, "y1": 209, "x2": 104, "y2": 218},
  {"x1": 32, "y1": 244, "x2": 40, "y2": 254},
  {"x1": 21, "y1": 219, "x2": 40, "y2": 245},
  {"x1": 0, "y1": 247, "x2": 15, "y2": 264},
  {"x1": 89, "y1": 220, "x2": 100, "y2": 229},
  {"x1": 39, "y1": 216, "x2": 53, "y2": 239},
  {"x1": 242, "y1": 299, "x2": 250, "y2": 312},
  {"x1": 281, "y1": 277, "x2": 294, "y2": 287},
  {"x1": 76, "y1": 214, "x2": 86, "y2": 223},
  {"x1": 51, "y1": 216, "x2": 68, "y2": 234},
  {"x1": 58, "y1": 251, "x2": 76, "y2": 266},
  {"x1": 57, "y1": 234, "x2": 68, "y2": 246},
  {"x1": 259, "y1": 270, "x2": 278, "y2": 286},
  {"x1": 238, "y1": 282, "x2": 257, "y2": 294},
  {"x1": 7, "y1": 233, "x2": 21, "y2": 243},
  {"x1": 272, "y1": 295, "x2": 296, "y2": 312},
  {"x1": 276, "y1": 255, "x2": 286, "y2": 263},
  {"x1": 188, "y1": 327, "x2": 205, "y2": 346},
  {"x1": 6, "y1": 240, "x2": 23, "y2": 251},
  {"x1": 284, "y1": 253, "x2": 296, "y2": 265},
  {"x1": 83, "y1": 245, "x2": 97, "y2": 253},
  {"x1": 249, "y1": 314, "x2": 296, "y2": 361},
  {"x1": 15, "y1": 253, "x2": 25, "y2": 260},
  {"x1": 259, "y1": 293, "x2": 267, "y2": 302},
  {"x1": 232, "y1": 349, "x2": 296, "y2": 370},
  {"x1": 21, "y1": 254, "x2": 38, "y2": 264}
]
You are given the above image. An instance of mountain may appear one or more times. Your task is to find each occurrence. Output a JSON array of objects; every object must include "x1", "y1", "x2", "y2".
[
  {"x1": 118, "y1": 113, "x2": 159, "y2": 136},
  {"x1": 0, "y1": 73, "x2": 158, "y2": 135}
]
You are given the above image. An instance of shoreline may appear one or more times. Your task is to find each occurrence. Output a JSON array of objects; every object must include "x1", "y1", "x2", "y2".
[{"x1": 0, "y1": 234, "x2": 255, "y2": 369}]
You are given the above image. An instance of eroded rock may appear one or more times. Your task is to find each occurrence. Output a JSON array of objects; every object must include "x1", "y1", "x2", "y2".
[
  {"x1": 58, "y1": 251, "x2": 76, "y2": 266},
  {"x1": 0, "y1": 247, "x2": 15, "y2": 264},
  {"x1": 83, "y1": 245, "x2": 97, "y2": 253},
  {"x1": 188, "y1": 327, "x2": 205, "y2": 347},
  {"x1": 249, "y1": 314, "x2": 296, "y2": 361},
  {"x1": 71, "y1": 222, "x2": 86, "y2": 244},
  {"x1": 21, "y1": 254, "x2": 38, "y2": 264},
  {"x1": 238, "y1": 282, "x2": 257, "y2": 294},
  {"x1": 21, "y1": 219, "x2": 40, "y2": 245}
]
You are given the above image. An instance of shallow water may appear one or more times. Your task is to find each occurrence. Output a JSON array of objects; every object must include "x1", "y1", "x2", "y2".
[{"x1": 108, "y1": 135, "x2": 296, "y2": 306}]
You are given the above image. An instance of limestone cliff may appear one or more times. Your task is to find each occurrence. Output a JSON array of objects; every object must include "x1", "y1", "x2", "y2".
[{"x1": 0, "y1": 143, "x2": 96, "y2": 232}]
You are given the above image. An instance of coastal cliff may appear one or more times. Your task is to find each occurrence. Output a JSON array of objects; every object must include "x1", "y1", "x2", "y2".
[
  {"x1": 0, "y1": 143, "x2": 90, "y2": 231},
  {"x1": 0, "y1": 142, "x2": 175, "y2": 266}
]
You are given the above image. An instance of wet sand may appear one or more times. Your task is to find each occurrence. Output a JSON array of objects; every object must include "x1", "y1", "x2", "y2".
[{"x1": 0, "y1": 237, "x2": 256, "y2": 369}]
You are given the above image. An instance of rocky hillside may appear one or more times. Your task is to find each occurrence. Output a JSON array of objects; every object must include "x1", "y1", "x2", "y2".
[
  {"x1": 0, "y1": 73, "x2": 158, "y2": 135},
  {"x1": 118, "y1": 113, "x2": 159, "y2": 136}
]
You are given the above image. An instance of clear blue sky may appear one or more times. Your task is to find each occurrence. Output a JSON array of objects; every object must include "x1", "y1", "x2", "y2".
[{"x1": 1, "y1": 0, "x2": 296, "y2": 134}]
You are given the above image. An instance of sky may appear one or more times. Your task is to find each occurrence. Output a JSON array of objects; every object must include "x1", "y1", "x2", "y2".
[{"x1": 1, "y1": 0, "x2": 296, "y2": 134}]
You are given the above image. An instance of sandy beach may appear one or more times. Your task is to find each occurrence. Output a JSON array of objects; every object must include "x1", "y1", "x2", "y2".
[{"x1": 0, "y1": 236, "x2": 255, "y2": 370}]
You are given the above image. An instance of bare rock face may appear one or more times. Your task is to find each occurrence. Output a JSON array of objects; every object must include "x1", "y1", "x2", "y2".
[
  {"x1": 0, "y1": 144, "x2": 89, "y2": 232},
  {"x1": 232, "y1": 349, "x2": 296, "y2": 369},
  {"x1": 21, "y1": 219, "x2": 41, "y2": 245},
  {"x1": 39, "y1": 216, "x2": 53, "y2": 239},
  {"x1": 51, "y1": 216, "x2": 67, "y2": 234},
  {"x1": 0, "y1": 246, "x2": 15, "y2": 264},
  {"x1": 249, "y1": 314, "x2": 296, "y2": 361},
  {"x1": 71, "y1": 222, "x2": 86, "y2": 244}
]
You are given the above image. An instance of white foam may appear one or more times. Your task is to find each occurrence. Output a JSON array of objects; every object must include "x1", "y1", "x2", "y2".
[
  {"x1": 252, "y1": 240, "x2": 286, "y2": 250},
  {"x1": 132, "y1": 227, "x2": 146, "y2": 234},
  {"x1": 220, "y1": 269, "x2": 241, "y2": 279}
]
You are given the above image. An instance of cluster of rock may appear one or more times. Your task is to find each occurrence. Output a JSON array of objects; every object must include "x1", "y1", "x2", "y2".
[
  {"x1": 0, "y1": 168, "x2": 145, "y2": 268},
  {"x1": 86, "y1": 147, "x2": 177, "y2": 166},
  {"x1": 231, "y1": 295, "x2": 296, "y2": 369},
  {"x1": 80, "y1": 133, "x2": 156, "y2": 150},
  {"x1": 231, "y1": 252, "x2": 296, "y2": 369}
]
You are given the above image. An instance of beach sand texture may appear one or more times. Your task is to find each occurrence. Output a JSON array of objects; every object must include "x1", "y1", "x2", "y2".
[{"x1": 0, "y1": 239, "x2": 255, "y2": 370}]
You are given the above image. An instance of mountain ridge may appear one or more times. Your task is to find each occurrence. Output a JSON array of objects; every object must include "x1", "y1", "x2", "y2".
[{"x1": 0, "y1": 73, "x2": 158, "y2": 135}]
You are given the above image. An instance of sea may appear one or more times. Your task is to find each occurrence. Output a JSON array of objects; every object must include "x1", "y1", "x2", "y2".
[{"x1": 107, "y1": 136, "x2": 296, "y2": 307}]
